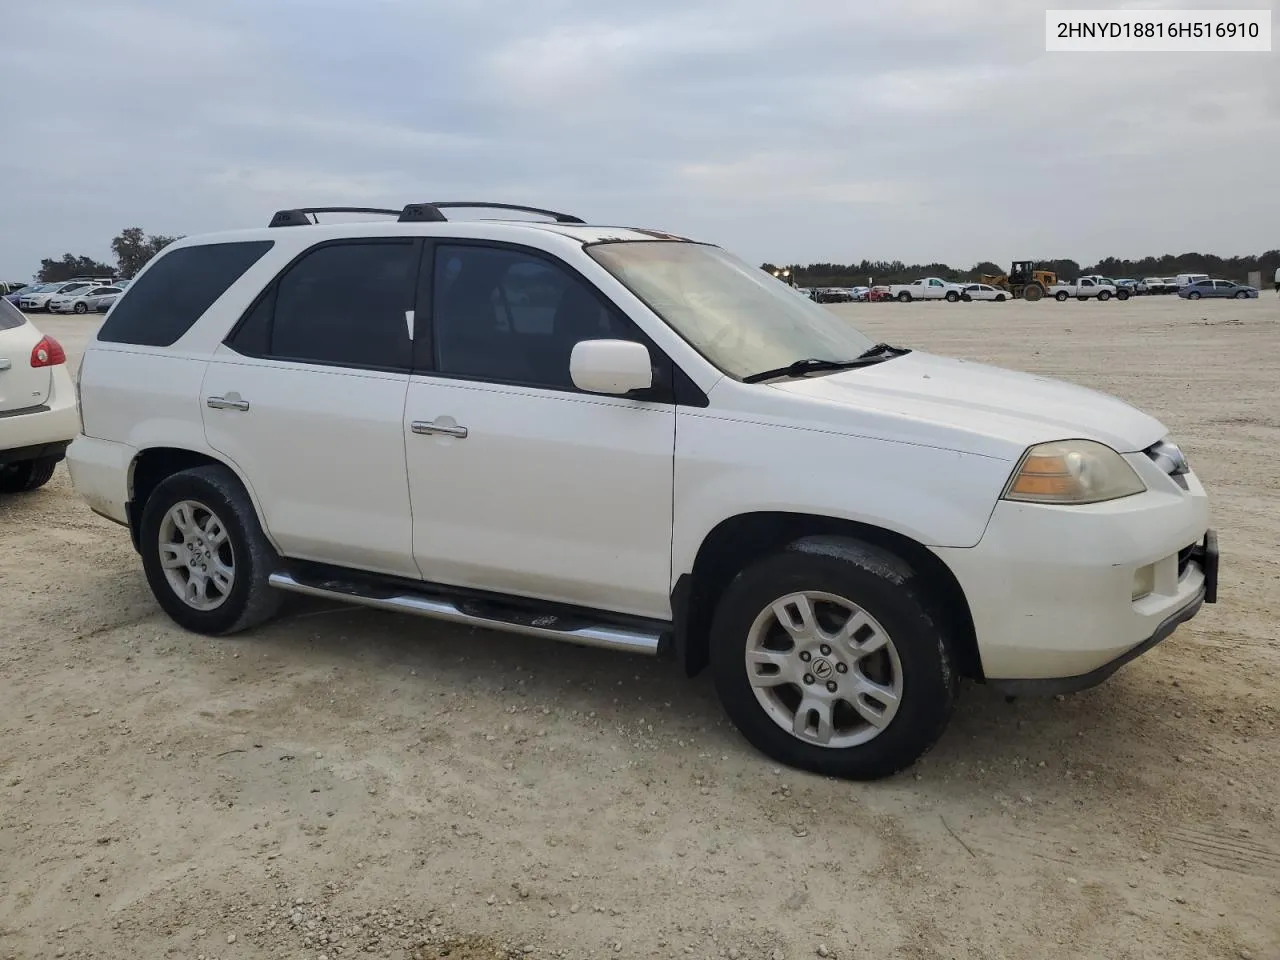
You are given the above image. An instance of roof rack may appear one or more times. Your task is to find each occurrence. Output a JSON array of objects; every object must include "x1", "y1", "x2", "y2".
[
  {"x1": 269, "y1": 207, "x2": 403, "y2": 227},
  {"x1": 268, "y1": 202, "x2": 585, "y2": 228}
]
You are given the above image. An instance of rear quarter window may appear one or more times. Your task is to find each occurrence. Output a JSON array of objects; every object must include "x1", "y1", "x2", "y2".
[
  {"x1": 0, "y1": 297, "x2": 26, "y2": 330},
  {"x1": 97, "y1": 240, "x2": 274, "y2": 347}
]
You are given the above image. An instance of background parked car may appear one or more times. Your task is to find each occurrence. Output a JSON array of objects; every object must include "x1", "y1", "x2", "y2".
[
  {"x1": 1178, "y1": 278, "x2": 1258, "y2": 299},
  {"x1": 960, "y1": 283, "x2": 1009, "y2": 302},
  {"x1": 5, "y1": 283, "x2": 45, "y2": 305},
  {"x1": 19, "y1": 280, "x2": 99, "y2": 311},
  {"x1": 48, "y1": 284, "x2": 123, "y2": 314}
]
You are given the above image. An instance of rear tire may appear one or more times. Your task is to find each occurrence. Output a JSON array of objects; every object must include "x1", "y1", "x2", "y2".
[
  {"x1": 1188, "y1": 291, "x2": 1201, "y2": 300},
  {"x1": 1098, "y1": 291, "x2": 1112, "y2": 301},
  {"x1": 138, "y1": 464, "x2": 282, "y2": 635},
  {"x1": 1116, "y1": 290, "x2": 1129, "y2": 301},
  {"x1": 1056, "y1": 291, "x2": 1069, "y2": 302},
  {"x1": 709, "y1": 536, "x2": 958, "y2": 781},
  {"x1": 0, "y1": 456, "x2": 59, "y2": 493}
]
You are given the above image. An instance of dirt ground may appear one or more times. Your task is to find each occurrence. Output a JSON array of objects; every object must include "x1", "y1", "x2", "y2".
[{"x1": 3, "y1": 295, "x2": 1278, "y2": 960}]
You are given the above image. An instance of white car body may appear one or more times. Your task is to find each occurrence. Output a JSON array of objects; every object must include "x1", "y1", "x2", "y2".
[
  {"x1": 960, "y1": 283, "x2": 1008, "y2": 302},
  {"x1": 1176, "y1": 273, "x2": 1209, "y2": 288},
  {"x1": 0, "y1": 301, "x2": 79, "y2": 487},
  {"x1": 1048, "y1": 278, "x2": 1118, "y2": 300},
  {"x1": 49, "y1": 285, "x2": 123, "y2": 314},
  {"x1": 64, "y1": 207, "x2": 1216, "y2": 777},
  {"x1": 887, "y1": 277, "x2": 965, "y2": 301}
]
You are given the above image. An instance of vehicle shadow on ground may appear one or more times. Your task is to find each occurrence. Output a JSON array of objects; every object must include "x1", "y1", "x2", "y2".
[{"x1": 236, "y1": 593, "x2": 1205, "y2": 809}]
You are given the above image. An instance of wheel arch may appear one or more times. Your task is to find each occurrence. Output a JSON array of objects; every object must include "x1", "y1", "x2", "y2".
[
  {"x1": 671, "y1": 511, "x2": 982, "y2": 682},
  {"x1": 127, "y1": 446, "x2": 272, "y2": 553}
]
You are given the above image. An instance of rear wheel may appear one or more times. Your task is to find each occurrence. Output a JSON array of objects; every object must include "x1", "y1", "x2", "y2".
[
  {"x1": 138, "y1": 464, "x2": 282, "y2": 635},
  {"x1": 709, "y1": 536, "x2": 957, "y2": 780},
  {"x1": 1098, "y1": 291, "x2": 1112, "y2": 301},
  {"x1": 0, "y1": 456, "x2": 59, "y2": 493},
  {"x1": 1056, "y1": 291, "x2": 1069, "y2": 302},
  {"x1": 1188, "y1": 291, "x2": 1201, "y2": 300},
  {"x1": 1116, "y1": 290, "x2": 1130, "y2": 301}
]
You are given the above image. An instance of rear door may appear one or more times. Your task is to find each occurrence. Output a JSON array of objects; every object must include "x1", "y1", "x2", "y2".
[
  {"x1": 204, "y1": 238, "x2": 422, "y2": 578},
  {"x1": 0, "y1": 299, "x2": 50, "y2": 413}
]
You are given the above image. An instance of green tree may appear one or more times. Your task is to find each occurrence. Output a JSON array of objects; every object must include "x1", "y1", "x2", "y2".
[
  {"x1": 111, "y1": 227, "x2": 184, "y2": 279},
  {"x1": 36, "y1": 254, "x2": 115, "y2": 283}
]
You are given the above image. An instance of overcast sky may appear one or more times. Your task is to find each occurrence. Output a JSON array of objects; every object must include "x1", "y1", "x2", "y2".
[{"x1": 2, "y1": 0, "x2": 1276, "y2": 278}]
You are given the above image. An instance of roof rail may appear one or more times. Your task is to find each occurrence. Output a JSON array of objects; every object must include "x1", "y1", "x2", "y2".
[
  {"x1": 268, "y1": 202, "x2": 586, "y2": 228},
  {"x1": 399, "y1": 202, "x2": 584, "y2": 224},
  {"x1": 268, "y1": 207, "x2": 403, "y2": 228}
]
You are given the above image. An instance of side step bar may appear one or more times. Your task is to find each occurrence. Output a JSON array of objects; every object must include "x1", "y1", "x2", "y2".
[{"x1": 268, "y1": 571, "x2": 664, "y2": 656}]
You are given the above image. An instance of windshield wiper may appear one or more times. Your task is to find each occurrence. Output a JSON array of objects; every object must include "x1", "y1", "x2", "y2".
[{"x1": 742, "y1": 343, "x2": 910, "y2": 384}]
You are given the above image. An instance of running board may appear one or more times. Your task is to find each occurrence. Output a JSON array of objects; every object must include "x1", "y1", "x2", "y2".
[{"x1": 268, "y1": 571, "x2": 664, "y2": 656}]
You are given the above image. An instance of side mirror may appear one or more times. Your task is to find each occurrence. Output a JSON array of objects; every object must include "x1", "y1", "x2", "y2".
[{"x1": 570, "y1": 339, "x2": 653, "y2": 395}]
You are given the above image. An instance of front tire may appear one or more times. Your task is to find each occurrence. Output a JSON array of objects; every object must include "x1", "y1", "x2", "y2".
[
  {"x1": 138, "y1": 464, "x2": 282, "y2": 635},
  {"x1": 709, "y1": 536, "x2": 957, "y2": 781},
  {"x1": 945, "y1": 291, "x2": 959, "y2": 302},
  {"x1": 1234, "y1": 291, "x2": 1249, "y2": 299},
  {"x1": 0, "y1": 456, "x2": 59, "y2": 493},
  {"x1": 995, "y1": 294, "x2": 1006, "y2": 301},
  {"x1": 896, "y1": 292, "x2": 911, "y2": 302}
]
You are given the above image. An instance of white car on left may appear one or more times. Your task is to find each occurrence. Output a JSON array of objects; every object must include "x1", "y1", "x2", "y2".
[
  {"x1": 19, "y1": 280, "x2": 98, "y2": 312},
  {"x1": 49, "y1": 284, "x2": 124, "y2": 314},
  {"x1": 0, "y1": 298, "x2": 78, "y2": 492}
]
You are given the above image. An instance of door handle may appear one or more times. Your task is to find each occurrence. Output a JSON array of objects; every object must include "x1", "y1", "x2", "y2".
[
  {"x1": 207, "y1": 395, "x2": 250, "y2": 412},
  {"x1": 411, "y1": 419, "x2": 468, "y2": 439}
]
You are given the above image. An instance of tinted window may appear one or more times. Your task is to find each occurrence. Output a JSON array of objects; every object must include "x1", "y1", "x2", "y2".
[
  {"x1": 242, "y1": 241, "x2": 417, "y2": 371},
  {"x1": 98, "y1": 240, "x2": 273, "y2": 346},
  {"x1": 432, "y1": 245, "x2": 637, "y2": 390},
  {"x1": 0, "y1": 297, "x2": 26, "y2": 330}
]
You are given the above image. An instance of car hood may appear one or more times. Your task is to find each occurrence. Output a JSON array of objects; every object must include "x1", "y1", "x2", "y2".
[{"x1": 770, "y1": 351, "x2": 1167, "y2": 458}]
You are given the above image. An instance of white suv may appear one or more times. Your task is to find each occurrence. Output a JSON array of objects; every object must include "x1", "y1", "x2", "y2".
[{"x1": 65, "y1": 202, "x2": 1218, "y2": 780}]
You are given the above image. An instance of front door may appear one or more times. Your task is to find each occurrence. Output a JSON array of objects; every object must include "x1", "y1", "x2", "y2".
[
  {"x1": 404, "y1": 242, "x2": 676, "y2": 620},
  {"x1": 202, "y1": 238, "x2": 422, "y2": 579}
]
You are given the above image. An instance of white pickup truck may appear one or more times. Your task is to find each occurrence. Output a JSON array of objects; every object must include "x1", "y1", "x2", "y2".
[
  {"x1": 888, "y1": 277, "x2": 965, "y2": 302},
  {"x1": 1048, "y1": 277, "x2": 1119, "y2": 301}
]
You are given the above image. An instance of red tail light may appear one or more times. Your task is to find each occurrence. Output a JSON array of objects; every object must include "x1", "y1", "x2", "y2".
[{"x1": 31, "y1": 335, "x2": 67, "y2": 367}]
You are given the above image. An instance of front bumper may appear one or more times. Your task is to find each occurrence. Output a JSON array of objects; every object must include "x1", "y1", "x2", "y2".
[
  {"x1": 933, "y1": 465, "x2": 1214, "y2": 689},
  {"x1": 988, "y1": 529, "x2": 1218, "y2": 695}
]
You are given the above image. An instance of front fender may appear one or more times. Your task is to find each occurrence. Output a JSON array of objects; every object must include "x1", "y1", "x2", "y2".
[{"x1": 671, "y1": 410, "x2": 1011, "y2": 578}]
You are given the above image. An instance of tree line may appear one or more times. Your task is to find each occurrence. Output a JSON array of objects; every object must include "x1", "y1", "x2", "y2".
[
  {"x1": 762, "y1": 251, "x2": 1280, "y2": 288},
  {"x1": 31, "y1": 227, "x2": 184, "y2": 283}
]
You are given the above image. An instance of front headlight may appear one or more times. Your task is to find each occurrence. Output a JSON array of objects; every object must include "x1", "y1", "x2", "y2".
[{"x1": 1002, "y1": 439, "x2": 1146, "y2": 505}]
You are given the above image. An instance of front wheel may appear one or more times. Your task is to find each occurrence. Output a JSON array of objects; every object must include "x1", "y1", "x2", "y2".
[
  {"x1": 1116, "y1": 290, "x2": 1130, "y2": 301},
  {"x1": 1234, "y1": 291, "x2": 1249, "y2": 299},
  {"x1": 896, "y1": 292, "x2": 911, "y2": 302},
  {"x1": 945, "y1": 290, "x2": 959, "y2": 302},
  {"x1": 961, "y1": 293, "x2": 972, "y2": 302},
  {"x1": 995, "y1": 294, "x2": 1007, "y2": 301},
  {"x1": 709, "y1": 536, "x2": 957, "y2": 780},
  {"x1": 138, "y1": 464, "x2": 282, "y2": 635}
]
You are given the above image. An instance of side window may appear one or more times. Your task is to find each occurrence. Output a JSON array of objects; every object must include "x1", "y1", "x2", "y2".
[
  {"x1": 1081, "y1": 278, "x2": 1094, "y2": 287},
  {"x1": 98, "y1": 240, "x2": 273, "y2": 346},
  {"x1": 0, "y1": 297, "x2": 26, "y2": 331},
  {"x1": 431, "y1": 245, "x2": 638, "y2": 391},
  {"x1": 231, "y1": 241, "x2": 417, "y2": 372}
]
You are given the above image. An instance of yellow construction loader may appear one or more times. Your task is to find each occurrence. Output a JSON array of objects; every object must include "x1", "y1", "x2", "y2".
[{"x1": 980, "y1": 261, "x2": 1056, "y2": 301}]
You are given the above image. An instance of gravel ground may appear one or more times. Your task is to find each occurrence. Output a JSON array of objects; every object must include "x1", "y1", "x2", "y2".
[{"x1": 2, "y1": 296, "x2": 1278, "y2": 960}]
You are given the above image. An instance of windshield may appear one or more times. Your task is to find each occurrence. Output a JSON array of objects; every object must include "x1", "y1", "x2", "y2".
[{"x1": 586, "y1": 241, "x2": 875, "y2": 379}]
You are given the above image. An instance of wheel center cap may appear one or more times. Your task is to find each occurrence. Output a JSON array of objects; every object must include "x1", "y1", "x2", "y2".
[{"x1": 811, "y1": 658, "x2": 834, "y2": 681}]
